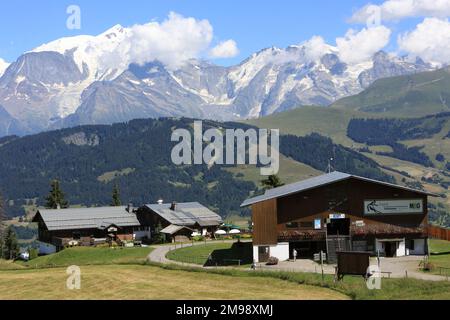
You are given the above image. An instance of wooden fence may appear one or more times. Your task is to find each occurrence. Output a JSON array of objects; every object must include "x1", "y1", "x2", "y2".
[{"x1": 428, "y1": 225, "x2": 450, "y2": 241}]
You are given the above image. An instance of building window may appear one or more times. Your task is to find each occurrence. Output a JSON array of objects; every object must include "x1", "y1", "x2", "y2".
[
  {"x1": 299, "y1": 221, "x2": 314, "y2": 229},
  {"x1": 286, "y1": 222, "x2": 299, "y2": 229}
]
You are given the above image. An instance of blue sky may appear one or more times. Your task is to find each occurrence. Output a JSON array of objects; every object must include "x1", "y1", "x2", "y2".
[{"x1": 0, "y1": 0, "x2": 447, "y2": 65}]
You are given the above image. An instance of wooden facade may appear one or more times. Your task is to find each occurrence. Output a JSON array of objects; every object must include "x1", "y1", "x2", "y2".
[
  {"x1": 251, "y1": 177, "x2": 430, "y2": 257},
  {"x1": 252, "y1": 199, "x2": 278, "y2": 245}
]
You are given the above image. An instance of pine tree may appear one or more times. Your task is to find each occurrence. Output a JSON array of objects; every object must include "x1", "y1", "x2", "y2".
[
  {"x1": 111, "y1": 184, "x2": 121, "y2": 206},
  {"x1": 3, "y1": 226, "x2": 19, "y2": 260},
  {"x1": 261, "y1": 175, "x2": 284, "y2": 190},
  {"x1": 45, "y1": 180, "x2": 68, "y2": 209}
]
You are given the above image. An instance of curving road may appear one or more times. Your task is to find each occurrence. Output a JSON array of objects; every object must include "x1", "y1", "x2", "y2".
[{"x1": 148, "y1": 242, "x2": 449, "y2": 282}]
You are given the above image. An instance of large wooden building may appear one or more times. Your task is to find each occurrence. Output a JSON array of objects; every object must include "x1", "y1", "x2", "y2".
[{"x1": 241, "y1": 171, "x2": 437, "y2": 263}]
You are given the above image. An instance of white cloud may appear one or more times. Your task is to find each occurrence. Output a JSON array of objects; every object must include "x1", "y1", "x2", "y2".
[
  {"x1": 336, "y1": 26, "x2": 392, "y2": 64},
  {"x1": 209, "y1": 40, "x2": 239, "y2": 58},
  {"x1": 302, "y1": 36, "x2": 332, "y2": 61},
  {"x1": 34, "y1": 12, "x2": 238, "y2": 72},
  {"x1": 0, "y1": 58, "x2": 9, "y2": 77},
  {"x1": 124, "y1": 12, "x2": 214, "y2": 69},
  {"x1": 398, "y1": 17, "x2": 450, "y2": 65},
  {"x1": 351, "y1": 0, "x2": 450, "y2": 23}
]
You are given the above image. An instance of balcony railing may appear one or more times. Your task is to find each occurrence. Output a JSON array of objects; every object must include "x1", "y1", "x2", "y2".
[
  {"x1": 277, "y1": 223, "x2": 428, "y2": 241},
  {"x1": 351, "y1": 224, "x2": 427, "y2": 237},
  {"x1": 278, "y1": 230, "x2": 327, "y2": 242}
]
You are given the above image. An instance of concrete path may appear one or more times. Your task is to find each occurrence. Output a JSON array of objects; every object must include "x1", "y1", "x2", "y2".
[
  {"x1": 148, "y1": 242, "x2": 204, "y2": 267},
  {"x1": 149, "y1": 243, "x2": 449, "y2": 282},
  {"x1": 148, "y1": 240, "x2": 248, "y2": 268},
  {"x1": 259, "y1": 256, "x2": 449, "y2": 282},
  {"x1": 373, "y1": 256, "x2": 449, "y2": 282}
]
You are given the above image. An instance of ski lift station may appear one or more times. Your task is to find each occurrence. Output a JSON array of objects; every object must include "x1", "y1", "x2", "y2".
[{"x1": 241, "y1": 171, "x2": 437, "y2": 263}]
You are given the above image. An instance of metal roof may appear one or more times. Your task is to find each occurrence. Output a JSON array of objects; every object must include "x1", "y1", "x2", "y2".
[
  {"x1": 160, "y1": 224, "x2": 193, "y2": 235},
  {"x1": 35, "y1": 206, "x2": 141, "y2": 231},
  {"x1": 145, "y1": 202, "x2": 222, "y2": 226},
  {"x1": 241, "y1": 171, "x2": 437, "y2": 207}
]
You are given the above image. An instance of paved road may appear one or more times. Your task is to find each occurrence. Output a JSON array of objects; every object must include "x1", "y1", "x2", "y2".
[
  {"x1": 259, "y1": 257, "x2": 449, "y2": 281},
  {"x1": 148, "y1": 242, "x2": 204, "y2": 267},
  {"x1": 148, "y1": 240, "x2": 247, "y2": 268},
  {"x1": 149, "y1": 243, "x2": 449, "y2": 282}
]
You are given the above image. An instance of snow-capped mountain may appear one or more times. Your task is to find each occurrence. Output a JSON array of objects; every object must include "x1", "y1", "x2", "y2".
[
  {"x1": 0, "y1": 58, "x2": 9, "y2": 77},
  {"x1": 33, "y1": 24, "x2": 130, "y2": 83},
  {"x1": 0, "y1": 25, "x2": 435, "y2": 136}
]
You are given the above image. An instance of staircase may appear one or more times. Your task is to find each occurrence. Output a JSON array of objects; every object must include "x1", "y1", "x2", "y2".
[{"x1": 326, "y1": 235, "x2": 351, "y2": 263}]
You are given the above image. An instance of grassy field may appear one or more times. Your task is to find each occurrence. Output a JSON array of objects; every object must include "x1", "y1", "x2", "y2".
[
  {"x1": 152, "y1": 262, "x2": 450, "y2": 300},
  {"x1": 0, "y1": 264, "x2": 347, "y2": 300},
  {"x1": 15, "y1": 247, "x2": 153, "y2": 268},
  {"x1": 428, "y1": 240, "x2": 450, "y2": 275},
  {"x1": 1, "y1": 245, "x2": 450, "y2": 300},
  {"x1": 166, "y1": 242, "x2": 253, "y2": 266},
  {"x1": 225, "y1": 154, "x2": 320, "y2": 186}
]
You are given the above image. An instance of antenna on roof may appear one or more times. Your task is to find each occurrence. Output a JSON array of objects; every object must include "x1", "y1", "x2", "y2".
[{"x1": 326, "y1": 158, "x2": 335, "y2": 173}]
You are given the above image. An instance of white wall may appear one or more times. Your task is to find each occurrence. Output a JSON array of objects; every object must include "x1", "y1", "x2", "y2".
[
  {"x1": 270, "y1": 243, "x2": 290, "y2": 261},
  {"x1": 396, "y1": 240, "x2": 406, "y2": 257},
  {"x1": 409, "y1": 239, "x2": 426, "y2": 255},
  {"x1": 253, "y1": 243, "x2": 290, "y2": 263},
  {"x1": 253, "y1": 246, "x2": 259, "y2": 263},
  {"x1": 375, "y1": 239, "x2": 406, "y2": 257}
]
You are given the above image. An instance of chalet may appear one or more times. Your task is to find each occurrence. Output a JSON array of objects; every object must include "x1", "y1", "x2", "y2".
[
  {"x1": 33, "y1": 205, "x2": 147, "y2": 250},
  {"x1": 241, "y1": 171, "x2": 437, "y2": 263},
  {"x1": 136, "y1": 202, "x2": 223, "y2": 242}
]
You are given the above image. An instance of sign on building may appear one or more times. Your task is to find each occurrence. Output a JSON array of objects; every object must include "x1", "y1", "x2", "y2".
[
  {"x1": 329, "y1": 213, "x2": 346, "y2": 219},
  {"x1": 314, "y1": 219, "x2": 322, "y2": 230},
  {"x1": 364, "y1": 199, "x2": 423, "y2": 215}
]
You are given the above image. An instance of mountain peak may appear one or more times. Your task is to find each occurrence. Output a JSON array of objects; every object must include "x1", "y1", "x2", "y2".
[
  {"x1": 0, "y1": 58, "x2": 9, "y2": 77},
  {"x1": 100, "y1": 24, "x2": 126, "y2": 38}
]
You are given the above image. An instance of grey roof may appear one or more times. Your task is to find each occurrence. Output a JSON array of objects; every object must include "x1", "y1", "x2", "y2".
[
  {"x1": 241, "y1": 171, "x2": 437, "y2": 207},
  {"x1": 35, "y1": 206, "x2": 141, "y2": 231},
  {"x1": 145, "y1": 202, "x2": 222, "y2": 226},
  {"x1": 160, "y1": 225, "x2": 193, "y2": 235}
]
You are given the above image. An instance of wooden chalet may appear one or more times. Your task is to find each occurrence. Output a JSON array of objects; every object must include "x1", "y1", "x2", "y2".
[
  {"x1": 241, "y1": 171, "x2": 437, "y2": 263},
  {"x1": 136, "y1": 202, "x2": 222, "y2": 242},
  {"x1": 33, "y1": 206, "x2": 144, "y2": 250}
]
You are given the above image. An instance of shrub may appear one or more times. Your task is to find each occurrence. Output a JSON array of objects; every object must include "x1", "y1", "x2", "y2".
[
  {"x1": 192, "y1": 235, "x2": 205, "y2": 242},
  {"x1": 266, "y1": 257, "x2": 279, "y2": 266},
  {"x1": 436, "y1": 154, "x2": 445, "y2": 162},
  {"x1": 28, "y1": 248, "x2": 39, "y2": 260}
]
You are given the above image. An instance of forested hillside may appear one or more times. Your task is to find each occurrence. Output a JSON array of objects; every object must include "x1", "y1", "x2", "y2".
[
  {"x1": 347, "y1": 113, "x2": 450, "y2": 167},
  {"x1": 0, "y1": 117, "x2": 390, "y2": 218}
]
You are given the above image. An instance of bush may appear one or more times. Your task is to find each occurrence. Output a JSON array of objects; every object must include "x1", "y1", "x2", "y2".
[
  {"x1": 192, "y1": 235, "x2": 205, "y2": 242},
  {"x1": 27, "y1": 248, "x2": 39, "y2": 260},
  {"x1": 436, "y1": 154, "x2": 445, "y2": 162},
  {"x1": 266, "y1": 257, "x2": 279, "y2": 266}
]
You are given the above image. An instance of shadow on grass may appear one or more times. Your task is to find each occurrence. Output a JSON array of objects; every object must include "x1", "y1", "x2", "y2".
[
  {"x1": 431, "y1": 252, "x2": 450, "y2": 256},
  {"x1": 204, "y1": 242, "x2": 253, "y2": 267}
]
